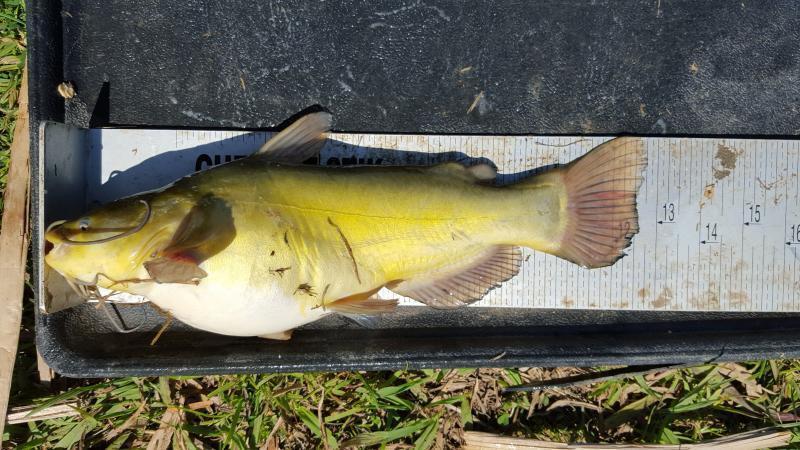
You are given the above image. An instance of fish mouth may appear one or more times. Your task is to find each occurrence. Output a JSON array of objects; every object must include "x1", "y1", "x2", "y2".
[
  {"x1": 44, "y1": 220, "x2": 68, "y2": 251},
  {"x1": 44, "y1": 219, "x2": 70, "y2": 257}
]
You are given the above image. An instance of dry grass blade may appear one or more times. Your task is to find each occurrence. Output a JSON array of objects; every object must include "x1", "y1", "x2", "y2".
[
  {"x1": 545, "y1": 399, "x2": 605, "y2": 413},
  {"x1": 698, "y1": 427, "x2": 794, "y2": 449},
  {"x1": 466, "y1": 91, "x2": 485, "y2": 114},
  {"x1": 318, "y1": 387, "x2": 330, "y2": 450},
  {"x1": 187, "y1": 399, "x2": 214, "y2": 411},
  {"x1": 6, "y1": 402, "x2": 79, "y2": 424},
  {"x1": 717, "y1": 363, "x2": 774, "y2": 396},
  {"x1": 462, "y1": 427, "x2": 793, "y2": 449},
  {"x1": 150, "y1": 313, "x2": 173, "y2": 346},
  {"x1": 104, "y1": 401, "x2": 146, "y2": 441},
  {"x1": 262, "y1": 416, "x2": 285, "y2": 449},
  {"x1": 146, "y1": 407, "x2": 184, "y2": 450}
]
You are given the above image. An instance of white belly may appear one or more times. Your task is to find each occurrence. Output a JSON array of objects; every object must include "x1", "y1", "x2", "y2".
[{"x1": 135, "y1": 280, "x2": 330, "y2": 337}]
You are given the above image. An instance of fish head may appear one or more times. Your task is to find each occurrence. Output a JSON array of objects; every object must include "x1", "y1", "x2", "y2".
[{"x1": 44, "y1": 195, "x2": 175, "y2": 289}]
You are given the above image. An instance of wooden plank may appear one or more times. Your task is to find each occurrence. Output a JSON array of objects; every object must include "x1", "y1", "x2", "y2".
[
  {"x1": 0, "y1": 65, "x2": 29, "y2": 441},
  {"x1": 462, "y1": 428, "x2": 792, "y2": 450}
]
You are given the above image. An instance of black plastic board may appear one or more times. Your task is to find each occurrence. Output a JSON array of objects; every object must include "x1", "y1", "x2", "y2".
[{"x1": 28, "y1": 0, "x2": 800, "y2": 376}]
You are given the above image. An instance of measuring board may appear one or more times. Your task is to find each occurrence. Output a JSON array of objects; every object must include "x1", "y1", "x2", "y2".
[{"x1": 59, "y1": 129, "x2": 800, "y2": 312}]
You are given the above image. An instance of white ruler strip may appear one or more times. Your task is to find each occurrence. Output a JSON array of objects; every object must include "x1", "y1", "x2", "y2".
[{"x1": 85, "y1": 129, "x2": 800, "y2": 312}]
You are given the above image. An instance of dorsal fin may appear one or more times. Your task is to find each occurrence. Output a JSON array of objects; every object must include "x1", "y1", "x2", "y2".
[
  {"x1": 389, "y1": 245, "x2": 522, "y2": 309},
  {"x1": 254, "y1": 111, "x2": 332, "y2": 163}
]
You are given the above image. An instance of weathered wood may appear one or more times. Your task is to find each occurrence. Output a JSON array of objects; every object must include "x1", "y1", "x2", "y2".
[
  {"x1": 0, "y1": 65, "x2": 29, "y2": 441},
  {"x1": 36, "y1": 350, "x2": 54, "y2": 385},
  {"x1": 462, "y1": 428, "x2": 793, "y2": 450}
]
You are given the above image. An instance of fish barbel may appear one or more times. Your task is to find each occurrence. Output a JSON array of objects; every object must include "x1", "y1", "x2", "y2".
[{"x1": 44, "y1": 112, "x2": 646, "y2": 338}]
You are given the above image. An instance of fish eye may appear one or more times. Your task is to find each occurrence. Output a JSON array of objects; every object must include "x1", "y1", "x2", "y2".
[{"x1": 78, "y1": 218, "x2": 90, "y2": 231}]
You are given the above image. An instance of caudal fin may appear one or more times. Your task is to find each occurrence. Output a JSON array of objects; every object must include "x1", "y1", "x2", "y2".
[{"x1": 555, "y1": 137, "x2": 647, "y2": 268}]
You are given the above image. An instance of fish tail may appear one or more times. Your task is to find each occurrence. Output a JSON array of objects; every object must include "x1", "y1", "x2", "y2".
[{"x1": 545, "y1": 137, "x2": 647, "y2": 268}]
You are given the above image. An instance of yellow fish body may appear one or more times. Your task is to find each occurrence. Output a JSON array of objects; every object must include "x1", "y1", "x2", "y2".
[{"x1": 45, "y1": 113, "x2": 646, "y2": 338}]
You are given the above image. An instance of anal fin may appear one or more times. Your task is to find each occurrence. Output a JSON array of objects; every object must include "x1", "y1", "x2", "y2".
[{"x1": 389, "y1": 245, "x2": 522, "y2": 309}]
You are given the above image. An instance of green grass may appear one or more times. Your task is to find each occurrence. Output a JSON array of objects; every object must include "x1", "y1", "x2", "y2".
[
  {"x1": 2, "y1": 3, "x2": 800, "y2": 448},
  {"x1": 4, "y1": 365, "x2": 800, "y2": 448}
]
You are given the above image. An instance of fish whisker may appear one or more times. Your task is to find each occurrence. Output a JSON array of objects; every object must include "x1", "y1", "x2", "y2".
[
  {"x1": 98, "y1": 301, "x2": 145, "y2": 334},
  {"x1": 63, "y1": 273, "x2": 146, "y2": 334}
]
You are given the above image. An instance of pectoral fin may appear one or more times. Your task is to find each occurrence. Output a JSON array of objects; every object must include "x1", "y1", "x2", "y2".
[
  {"x1": 254, "y1": 111, "x2": 332, "y2": 162},
  {"x1": 144, "y1": 257, "x2": 207, "y2": 284},
  {"x1": 389, "y1": 245, "x2": 522, "y2": 309},
  {"x1": 259, "y1": 330, "x2": 294, "y2": 340},
  {"x1": 144, "y1": 195, "x2": 236, "y2": 284}
]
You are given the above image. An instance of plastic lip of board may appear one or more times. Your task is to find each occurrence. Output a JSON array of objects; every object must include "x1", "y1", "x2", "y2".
[{"x1": 43, "y1": 127, "x2": 800, "y2": 313}]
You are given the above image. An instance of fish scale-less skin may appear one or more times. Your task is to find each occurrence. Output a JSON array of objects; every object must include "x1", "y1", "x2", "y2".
[
  {"x1": 45, "y1": 159, "x2": 568, "y2": 336},
  {"x1": 173, "y1": 161, "x2": 558, "y2": 335},
  {"x1": 196, "y1": 161, "x2": 564, "y2": 300}
]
